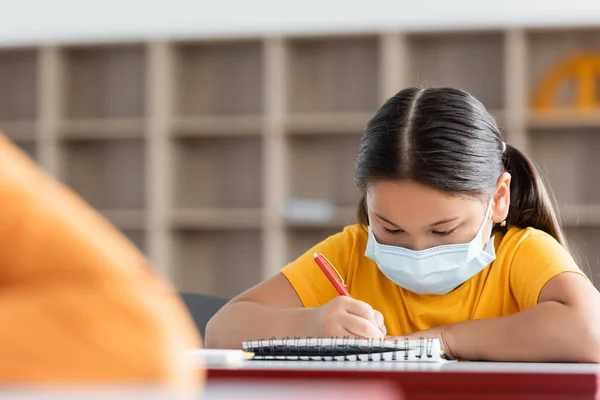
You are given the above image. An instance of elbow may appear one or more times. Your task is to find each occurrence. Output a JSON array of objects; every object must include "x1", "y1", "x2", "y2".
[
  {"x1": 204, "y1": 317, "x2": 216, "y2": 349},
  {"x1": 572, "y1": 312, "x2": 600, "y2": 363},
  {"x1": 581, "y1": 328, "x2": 600, "y2": 364},
  {"x1": 204, "y1": 311, "x2": 223, "y2": 349},
  {"x1": 205, "y1": 304, "x2": 244, "y2": 350}
]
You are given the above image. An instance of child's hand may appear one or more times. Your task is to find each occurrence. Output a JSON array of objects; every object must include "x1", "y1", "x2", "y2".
[
  {"x1": 386, "y1": 325, "x2": 456, "y2": 359},
  {"x1": 314, "y1": 296, "x2": 386, "y2": 339}
]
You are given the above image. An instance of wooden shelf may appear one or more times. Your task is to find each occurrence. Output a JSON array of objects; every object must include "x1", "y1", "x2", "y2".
[
  {"x1": 286, "y1": 226, "x2": 342, "y2": 263},
  {"x1": 170, "y1": 208, "x2": 262, "y2": 230},
  {"x1": 59, "y1": 138, "x2": 146, "y2": 210},
  {"x1": 560, "y1": 205, "x2": 600, "y2": 227},
  {"x1": 527, "y1": 28, "x2": 600, "y2": 114},
  {"x1": 171, "y1": 115, "x2": 263, "y2": 137},
  {"x1": 63, "y1": 45, "x2": 146, "y2": 119},
  {"x1": 407, "y1": 31, "x2": 505, "y2": 110},
  {"x1": 173, "y1": 40, "x2": 263, "y2": 117},
  {"x1": 563, "y1": 226, "x2": 600, "y2": 276},
  {"x1": 0, "y1": 49, "x2": 38, "y2": 121},
  {"x1": 489, "y1": 109, "x2": 506, "y2": 125},
  {"x1": 286, "y1": 112, "x2": 373, "y2": 135},
  {"x1": 58, "y1": 118, "x2": 146, "y2": 139},
  {"x1": 284, "y1": 205, "x2": 356, "y2": 228},
  {"x1": 171, "y1": 229, "x2": 262, "y2": 298},
  {"x1": 14, "y1": 140, "x2": 36, "y2": 161},
  {"x1": 172, "y1": 136, "x2": 262, "y2": 209},
  {"x1": 121, "y1": 229, "x2": 146, "y2": 253},
  {"x1": 287, "y1": 36, "x2": 379, "y2": 113},
  {"x1": 527, "y1": 111, "x2": 600, "y2": 129},
  {"x1": 0, "y1": 28, "x2": 599, "y2": 295},
  {"x1": 529, "y1": 128, "x2": 600, "y2": 206},
  {"x1": 288, "y1": 134, "x2": 361, "y2": 208},
  {"x1": 100, "y1": 209, "x2": 146, "y2": 230},
  {"x1": 0, "y1": 120, "x2": 36, "y2": 141}
]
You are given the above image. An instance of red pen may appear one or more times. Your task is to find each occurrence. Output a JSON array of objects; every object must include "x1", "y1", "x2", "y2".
[
  {"x1": 312, "y1": 252, "x2": 351, "y2": 296},
  {"x1": 313, "y1": 252, "x2": 386, "y2": 334}
]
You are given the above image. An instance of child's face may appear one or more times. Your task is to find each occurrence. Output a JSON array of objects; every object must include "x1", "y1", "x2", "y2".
[{"x1": 366, "y1": 174, "x2": 511, "y2": 250}]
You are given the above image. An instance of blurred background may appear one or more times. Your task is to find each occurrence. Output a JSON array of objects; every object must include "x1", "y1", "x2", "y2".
[{"x1": 1, "y1": 0, "x2": 600, "y2": 299}]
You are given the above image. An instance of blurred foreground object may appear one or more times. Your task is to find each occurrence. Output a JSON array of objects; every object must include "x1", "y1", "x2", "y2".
[
  {"x1": 0, "y1": 132, "x2": 203, "y2": 385},
  {"x1": 0, "y1": 380, "x2": 398, "y2": 400}
]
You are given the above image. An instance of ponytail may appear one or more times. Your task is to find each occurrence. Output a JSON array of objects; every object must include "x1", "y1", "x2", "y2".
[{"x1": 502, "y1": 143, "x2": 569, "y2": 250}]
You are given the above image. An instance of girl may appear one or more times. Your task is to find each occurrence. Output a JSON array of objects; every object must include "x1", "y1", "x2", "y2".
[{"x1": 206, "y1": 87, "x2": 600, "y2": 362}]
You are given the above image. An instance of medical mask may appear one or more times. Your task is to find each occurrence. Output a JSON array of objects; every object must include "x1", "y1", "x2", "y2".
[{"x1": 364, "y1": 202, "x2": 496, "y2": 295}]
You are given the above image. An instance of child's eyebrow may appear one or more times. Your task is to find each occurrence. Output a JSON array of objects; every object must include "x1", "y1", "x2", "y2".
[
  {"x1": 429, "y1": 217, "x2": 460, "y2": 227},
  {"x1": 373, "y1": 212, "x2": 460, "y2": 229},
  {"x1": 373, "y1": 212, "x2": 401, "y2": 228}
]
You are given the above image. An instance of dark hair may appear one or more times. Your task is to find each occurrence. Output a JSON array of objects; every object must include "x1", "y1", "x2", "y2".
[{"x1": 354, "y1": 87, "x2": 568, "y2": 249}]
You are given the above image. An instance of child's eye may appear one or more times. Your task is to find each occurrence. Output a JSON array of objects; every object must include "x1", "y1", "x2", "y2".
[
  {"x1": 383, "y1": 226, "x2": 403, "y2": 234},
  {"x1": 432, "y1": 228, "x2": 456, "y2": 237}
]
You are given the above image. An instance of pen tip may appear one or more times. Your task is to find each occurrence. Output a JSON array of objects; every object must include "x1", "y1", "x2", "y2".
[{"x1": 312, "y1": 252, "x2": 318, "y2": 258}]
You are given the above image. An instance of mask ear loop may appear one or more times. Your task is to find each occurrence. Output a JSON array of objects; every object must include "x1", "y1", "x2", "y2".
[
  {"x1": 477, "y1": 199, "x2": 495, "y2": 235},
  {"x1": 474, "y1": 198, "x2": 496, "y2": 248}
]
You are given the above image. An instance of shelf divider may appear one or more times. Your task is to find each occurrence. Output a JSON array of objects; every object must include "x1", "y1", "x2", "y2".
[
  {"x1": 146, "y1": 40, "x2": 173, "y2": 277},
  {"x1": 262, "y1": 37, "x2": 288, "y2": 279},
  {"x1": 504, "y1": 29, "x2": 528, "y2": 154},
  {"x1": 37, "y1": 46, "x2": 62, "y2": 177}
]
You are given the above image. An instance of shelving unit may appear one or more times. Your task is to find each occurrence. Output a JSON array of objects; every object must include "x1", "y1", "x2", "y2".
[
  {"x1": 121, "y1": 229, "x2": 147, "y2": 253},
  {"x1": 407, "y1": 31, "x2": 507, "y2": 126},
  {"x1": 287, "y1": 36, "x2": 380, "y2": 114},
  {"x1": 172, "y1": 40, "x2": 263, "y2": 117},
  {"x1": 287, "y1": 134, "x2": 362, "y2": 209},
  {"x1": 524, "y1": 27, "x2": 600, "y2": 285},
  {"x1": 0, "y1": 48, "x2": 38, "y2": 161},
  {"x1": 171, "y1": 228, "x2": 263, "y2": 298},
  {"x1": 286, "y1": 227, "x2": 343, "y2": 264},
  {"x1": 1, "y1": 26, "x2": 600, "y2": 296},
  {"x1": 59, "y1": 139, "x2": 146, "y2": 210},
  {"x1": 62, "y1": 45, "x2": 146, "y2": 120}
]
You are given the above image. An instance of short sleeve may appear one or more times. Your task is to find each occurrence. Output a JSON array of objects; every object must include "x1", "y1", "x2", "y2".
[
  {"x1": 281, "y1": 225, "x2": 361, "y2": 308},
  {"x1": 510, "y1": 230, "x2": 587, "y2": 310}
]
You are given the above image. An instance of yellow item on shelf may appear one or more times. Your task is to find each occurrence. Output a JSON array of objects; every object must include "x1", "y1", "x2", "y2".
[{"x1": 532, "y1": 53, "x2": 600, "y2": 110}]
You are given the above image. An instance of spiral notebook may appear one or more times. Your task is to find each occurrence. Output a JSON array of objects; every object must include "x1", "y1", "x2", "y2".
[{"x1": 242, "y1": 337, "x2": 447, "y2": 363}]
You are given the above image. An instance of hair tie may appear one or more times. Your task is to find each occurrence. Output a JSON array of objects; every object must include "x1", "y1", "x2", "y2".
[{"x1": 501, "y1": 141, "x2": 506, "y2": 153}]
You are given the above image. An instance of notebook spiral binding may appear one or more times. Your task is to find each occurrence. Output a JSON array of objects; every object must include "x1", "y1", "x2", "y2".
[{"x1": 245, "y1": 336, "x2": 437, "y2": 361}]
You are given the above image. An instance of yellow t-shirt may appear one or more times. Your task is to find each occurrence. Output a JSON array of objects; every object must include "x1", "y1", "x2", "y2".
[{"x1": 281, "y1": 224, "x2": 585, "y2": 336}]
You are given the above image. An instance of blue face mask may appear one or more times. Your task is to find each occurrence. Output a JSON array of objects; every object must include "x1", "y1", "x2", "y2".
[{"x1": 364, "y1": 202, "x2": 496, "y2": 295}]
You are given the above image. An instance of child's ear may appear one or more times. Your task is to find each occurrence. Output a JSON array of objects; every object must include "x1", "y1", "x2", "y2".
[{"x1": 492, "y1": 172, "x2": 511, "y2": 223}]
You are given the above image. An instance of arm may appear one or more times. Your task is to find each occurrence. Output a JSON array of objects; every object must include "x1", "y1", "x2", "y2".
[
  {"x1": 206, "y1": 226, "x2": 386, "y2": 349},
  {"x1": 205, "y1": 273, "x2": 315, "y2": 349},
  {"x1": 206, "y1": 274, "x2": 385, "y2": 349},
  {"x1": 402, "y1": 231, "x2": 600, "y2": 362},
  {"x1": 440, "y1": 272, "x2": 600, "y2": 362}
]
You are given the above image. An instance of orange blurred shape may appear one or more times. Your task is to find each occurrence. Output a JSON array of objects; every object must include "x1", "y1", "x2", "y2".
[{"x1": 532, "y1": 53, "x2": 600, "y2": 111}]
